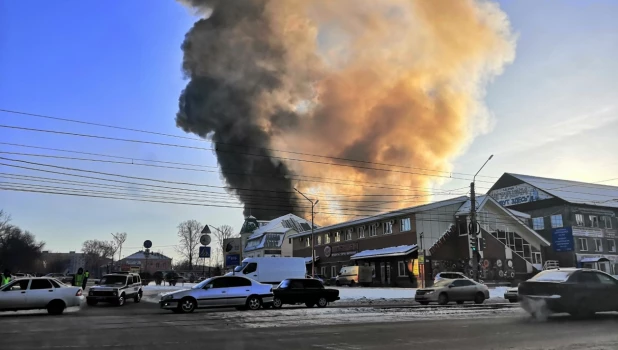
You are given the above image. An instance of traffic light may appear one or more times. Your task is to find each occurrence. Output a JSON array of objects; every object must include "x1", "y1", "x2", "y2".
[
  {"x1": 480, "y1": 237, "x2": 487, "y2": 250},
  {"x1": 470, "y1": 235, "x2": 477, "y2": 251}
]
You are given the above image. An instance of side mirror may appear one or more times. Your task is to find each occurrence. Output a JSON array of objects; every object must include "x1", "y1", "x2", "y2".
[{"x1": 448, "y1": 284, "x2": 454, "y2": 288}]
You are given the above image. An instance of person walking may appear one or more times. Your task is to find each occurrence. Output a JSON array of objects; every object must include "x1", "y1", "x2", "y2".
[
  {"x1": 72, "y1": 267, "x2": 85, "y2": 288},
  {"x1": 1, "y1": 269, "x2": 11, "y2": 286},
  {"x1": 83, "y1": 270, "x2": 90, "y2": 290}
]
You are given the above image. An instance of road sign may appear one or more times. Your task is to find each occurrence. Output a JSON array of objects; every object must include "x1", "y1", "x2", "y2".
[
  {"x1": 143, "y1": 240, "x2": 152, "y2": 249},
  {"x1": 200, "y1": 234, "x2": 211, "y2": 246},
  {"x1": 199, "y1": 246, "x2": 211, "y2": 258},
  {"x1": 225, "y1": 254, "x2": 240, "y2": 267}
]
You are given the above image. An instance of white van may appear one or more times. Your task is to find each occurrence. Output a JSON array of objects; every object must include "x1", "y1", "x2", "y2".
[
  {"x1": 228, "y1": 257, "x2": 306, "y2": 284},
  {"x1": 335, "y1": 266, "x2": 373, "y2": 287}
]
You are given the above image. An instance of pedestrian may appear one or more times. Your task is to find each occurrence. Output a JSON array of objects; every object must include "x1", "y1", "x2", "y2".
[
  {"x1": 1, "y1": 269, "x2": 11, "y2": 286},
  {"x1": 72, "y1": 267, "x2": 85, "y2": 288},
  {"x1": 83, "y1": 270, "x2": 90, "y2": 290}
]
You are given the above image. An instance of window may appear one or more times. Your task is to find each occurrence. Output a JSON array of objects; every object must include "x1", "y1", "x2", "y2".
[
  {"x1": 331, "y1": 265, "x2": 337, "y2": 278},
  {"x1": 335, "y1": 231, "x2": 341, "y2": 242},
  {"x1": 397, "y1": 261, "x2": 406, "y2": 277},
  {"x1": 228, "y1": 277, "x2": 251, "y2": 287},
  {"x1": 590, "y1": 215, "x2": 599, "y2": 228},
  {"x1": 49, "y1": 279, "x2": 61, "y2": 288},
  {"x1": 596, "y1": 273, "x2": 617, "y2": 285},
  {"x1": 531, "y1": 270, "x2": 574, "y2": 282},
  {"x1": 603, "y1": 216, "x2": 613, "y2": 229},
  {"x1": 30, "y1": 279, "x2": 52, "y2": 290},
  {"x1": 325, "y1": 234, "x2": 331, "y2": 244},
  {"x1": 383, "y1": 222, "x2": 393, "y2": 234},
  {"x1": 400, "y1": 218, "x2": 411, "y2": 232},
  {"x1": 532, "y1": 252, "x2": 542, "y2": 265},
  {"x1": 321, "y1": 266, "x2": 327, "y2": 276},
  {"x1": 346, "y1": 229, "x2": 352, "y2": 241},
  {"x1": 550, "y1": 214, "x2": 563, "y2": 228},
  {"x1": 210, "y1": 278, "x2": 231, "y2": 289},
  {"x1": 317, "y1": 235, "x2": 322, "y2": 245},
  {"x1": 243, "y1": 263, "x2": 257, "y2": 274},
  {"x1": 575, "y1": 214, "x2": 585, "y2": 226},
  {"x1": 358, "y1": 227, "x2": 365, "y2": 239},
  {"x1": 369, "y1": 225, "x2": 377, "y2": 237},
  {"x1": 1, "y1": 280, "x2": 29, "y2": 291},
  {"x1": 303, "y1": 280, "x2": 323, "y2": 289},
  {"x1": 127, "y1": 276, "x2": 134, "y2": 284},
  {"x1": 305, "y1": 237, "x2": 311, "y2": 247},
  {"x1": 532, "y1": 217, "x2": 544, "y2": 230},
  {"x1": 578, "y1": 237, "x2": 588, "y2": 251},
  {"x1": 609, "y1": 240, "x2": 616, "y2": 253},
  {"x1": 156, "y1": 263, "x2": 160, "y2": 268},
  {"x1": 452, "y1": 280, "x2": 475, "y2": 287},
  {"x1": 594, "y1": 238, "x2": 603, "y2": 252}
]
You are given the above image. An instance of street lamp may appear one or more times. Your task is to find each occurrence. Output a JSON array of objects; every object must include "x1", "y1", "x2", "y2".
[
  {"x1": 470, "y1": 154, "x2": 493, "y2": 282},
  {"x1": 295, "y1": 188, "x2": 319, "y2": 277}
]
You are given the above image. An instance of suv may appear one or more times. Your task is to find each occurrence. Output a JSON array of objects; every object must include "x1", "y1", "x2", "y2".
[{"x1": 87, "y1": 273, "x2": 142, "y2": 306}]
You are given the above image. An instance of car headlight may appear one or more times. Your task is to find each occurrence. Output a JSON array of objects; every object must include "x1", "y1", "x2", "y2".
[{"x1": 161, "y1": 294, "x2": 173, "y2": 301}]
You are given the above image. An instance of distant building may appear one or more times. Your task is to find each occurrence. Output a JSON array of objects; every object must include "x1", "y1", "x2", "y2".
[
  {"x1": 244, "y1": 213, "x2": 317, "y2": 259},
  {"x1": 117, "y1": 250, "x2": 172, "y2": 274}
]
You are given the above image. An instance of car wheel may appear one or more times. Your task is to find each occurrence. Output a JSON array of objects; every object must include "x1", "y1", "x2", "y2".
[
  {"x1": 474, "y1": 292, "x2": 485, "y2": 304},
  {"x1": 116, "y1": 294, "x2": 126, "y2": 306},
  {"x1": 246, "y1": 296, "x2": 262, "y2": 311},
  {"x1": 86, "y1": 299, "x2": 98, "y2": 306},
  {"x1": 317, "y1": 297, "x2": 328, "y2": 308},
  {"x1": 47, "y1": 300, "x2": 66, "y2": 315},
  {"x1": 134, "y1": 292, "x2": 142, "y2": 303},
  {"x1": 272, "y1": 297, "x2": 283, "y2": 309},
  {"x1": 456, "y1": 301, "x2": 464, "y2": 305},
  {"x1": 508, "y1": 299, "x2": 518, "y2": 303},
  {"x1": 419, "y1": 301, "x2": 429, "y2": 305},
  {"x1": 305, "y1": 302, "x2": 315, "y2": 308},
  {"x1": 569, "y1": 302, "x2": 594, "y2": 319},
  {"x1": 179, "y1": 297, "x2": 197, "y2": 313},
  {"x1": 438, "y1": 293, "x2": 449, "y2": 305}
]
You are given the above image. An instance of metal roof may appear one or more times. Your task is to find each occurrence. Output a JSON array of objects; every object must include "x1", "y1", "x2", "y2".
[{"x1": 350, "y1": 245, "x2": 418, "y2": 260}]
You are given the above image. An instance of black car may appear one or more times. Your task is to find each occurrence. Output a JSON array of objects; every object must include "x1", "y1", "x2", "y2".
[
  {"x1": 272, "y1": 278, "x2": 340, "y2": 308},
  {"x1": 519, "y1": 268, "x2": 618, "y2": 317}
]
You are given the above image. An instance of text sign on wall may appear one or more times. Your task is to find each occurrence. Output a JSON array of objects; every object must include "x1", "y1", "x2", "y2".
[
  {"x1": 572, "y1": 227, "x2": 604, "y2": 238},
  {"x1": 489, "y1": 183, "x2": 553, "y2": 207},
  {"x1": 552, "y1": 227, "x2": 574, "y2": 252}
]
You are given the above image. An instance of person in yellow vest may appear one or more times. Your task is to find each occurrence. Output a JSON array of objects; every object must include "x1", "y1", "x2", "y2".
[
  {"x1": 72, "y1": 268, "x2": 85, "y2": 288},
  {"x1": 83, "y1": 270, "x2": 90, "y2": 290},
  {"x1": 1, "y1": 269, "x2": 11, "y2": 287}
]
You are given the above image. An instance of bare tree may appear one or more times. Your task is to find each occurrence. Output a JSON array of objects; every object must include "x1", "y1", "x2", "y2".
[
  {"x1": 211, "y1": 225, "x2": 237, "y2": 266},
  {"x1": 111, "y1": 232, "x2": 127, "y2": 261},
  {"x1": 82, "y1": 239, "x2": 115, "y2": 272},
  {"x1": 175, "y1": 220, "x2": 203, "y2": 270}
]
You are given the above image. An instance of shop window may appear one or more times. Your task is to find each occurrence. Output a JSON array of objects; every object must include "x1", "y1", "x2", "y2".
[
  {"x1": 317, "y1": 235, "x2": 322, "y2": 245},
  {"x1": 532, "y1": 217, "x2": 544, "y2": 230},
  {"x1": 400, "y1": 218, "x2": 411, "y2": 232},
  {"x1": 608, "y1": 240, "x2": 616, "y2": 253},
  {"x1": 550, "y1": 215, "x2": 563, "y2": 228},
  {"x1": 305, "y1": 237, "x2": 311, "y2": 247},
  {"x1": 594, "y1": 238, "x2": 603, "y2": 252},
  {"x1": 603, "y1": 216, "x2": 613, "y2": 229},
  {"x1": 335, "y1": 232, "x2": 341, "y2": 242},
  {"x1": 578, "y1": 238, "x2": 588, "y2": 252},
  {"x1": 383, "y1": 222, "x2": 393, "y2": 234},
  {"x1": 369, "y1": 225, "x2": 377, "y2": 237},
  {"x1": 345, "y1": 229, "x2": 353, "y2": 241},
  {"x1": 358, "y1": 227, "x2": 365, "y2": 239},
  {"x1": 331, "y1": 265, "x2": 337, "y2": 278},
  {"x1": 397, "y1": 261, "x2": 406, "y2": 277},
  {"x1": 575, "y1": 214, "x2": 585, "y2": 226},
  {"x1": 325, "y1": 234, "x2": 331, "y2": 244},
  {"x1": 590, "y1": 215, "x2": 599, "y2": 228}
]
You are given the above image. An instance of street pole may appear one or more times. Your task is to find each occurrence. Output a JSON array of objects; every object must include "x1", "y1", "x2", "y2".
[
  {"x1": 295, "y1": 188, "x2": 319, "y2": 277},
  {"x1": 470, "y1": 155, "x2": 493, "y2": 282}
]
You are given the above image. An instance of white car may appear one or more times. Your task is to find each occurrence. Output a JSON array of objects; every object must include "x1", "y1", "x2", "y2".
[
  {"x1": 0, "y1": 277, "x2": 84, "y2": 315},
  {"x1": 433, "y1": 272, "x2": 471, "y2": 284},
  {"x1": 159, "y1": 276, "x2": 273, "y2": 313}
]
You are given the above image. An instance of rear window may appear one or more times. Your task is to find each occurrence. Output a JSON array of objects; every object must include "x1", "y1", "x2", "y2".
[{"x1": 529, "y1": 270, "x2": 573, "y2": 282}]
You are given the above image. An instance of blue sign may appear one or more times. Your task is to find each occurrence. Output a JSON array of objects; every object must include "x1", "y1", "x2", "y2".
[
  {"x1": 552, "y1": 227, "x2": 574, "y2": 252},
  {"x1": 225, "y1": 254, "x2": 240, "y2": 267},
  {"x1": 199, "y1": 246, "x2": 211, "y2": 258}
]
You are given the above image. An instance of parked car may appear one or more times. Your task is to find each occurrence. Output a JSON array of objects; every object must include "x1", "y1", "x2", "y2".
[
  {"x1": 87, "y1": 273, "x2": 142, "y2": 306},
  {"x1": 504, "y1": 286, "x2": 519, "y2": 303},
  {"x1": 335, "y1": 266, "x2": 373, "y2": 287},
  {"x1": 159, "y1": 276, "x2": 273, "y2": 313},
  {"x1": 415, "y1": 278, "x2": 489, "y2": 305},
  {"x1": 0, "y1": 277, "x2": 84, "y2": 315},
  {"x1": 518, "y1": 268, "x2": 618, "y2": 318},
  {"x1": 228, "y1": 257, "x2": 306, "y2": 284},
  {"x1": 433, "y1": 272, "x2": 471, "y2": 284},
  {"x1": 273, "y1": 278, "x2": 340, "y2": 308}
]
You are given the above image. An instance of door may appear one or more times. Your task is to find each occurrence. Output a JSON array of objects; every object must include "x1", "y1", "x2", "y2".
[
  {"x1": 226, "y1": 277, "x2": 253, "y2": 306},
  {"x1": 456, "y1": 280, "x2": 478, "y2": 301},
  {"x1": 587, "y1": 272, "x2": 618, "y2": 312},
  {"x1": 242, "y1": 262, "x2": 258, "y2": 281},
  {"x1": 0, "y1": 279, "x2": 30, "y2": 309},
  {"x1": 196, "y1": 277, "x2": 231, "y2": 308},
  {"x1": 288, "y1": 280, "x2": 306, "y2": 303},
  {"x1": 27, "y1": 279, "x2": 55, "y2": 308},
  {"x1": 447, "y1": 280, "x2": 467, "y2": 301}
]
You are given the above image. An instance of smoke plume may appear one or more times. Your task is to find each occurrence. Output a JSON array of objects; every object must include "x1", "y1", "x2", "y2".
[{"x1": 176, "y1": 0, "x2": 516, "y2": 222}]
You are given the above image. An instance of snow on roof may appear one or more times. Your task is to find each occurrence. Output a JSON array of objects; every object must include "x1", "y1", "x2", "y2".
[
  {"x1": 455, "y1": 195, "x2": 487, "y2": 216},
  {"x1": 290, "y1": 196, "x2": 469, "y2": 239},
  {"x1": 244, "y1": 213, "x2": 315, "y2": 252},
  {"x1": 580, "y1": 257, "x2": 610, "y2": 263},
  {"x1": 122, "y1": 251, "x2": 171, "y2": 260},
  {"x1": 508, "y1": 173, "x2": 618, "y2": 209},
  {"x1": 350, "y1": 245, "x2": 417, "y2": 260},
  {"x1": 508, "y1": 208, "x2": 531, "y2": 219}
]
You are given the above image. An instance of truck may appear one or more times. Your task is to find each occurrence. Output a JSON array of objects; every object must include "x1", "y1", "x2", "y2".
[
  {"x1": 227, "y1": 257, "x2": 306, "y2": 284},
  {"x1": 335, "y1": 266, "x2": 373, "y2": 287}
]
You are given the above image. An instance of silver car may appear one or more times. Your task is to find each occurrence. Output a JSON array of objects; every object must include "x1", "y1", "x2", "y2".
[
  {"x1": 433, "y1": 272, "x2": 470, "y2": 284},
  {"x1": 503, "y1": 286, "x2": 519, "y2": 303},
  {"x1": 159, "y1": 276, "x2": 273, "y2": 313},
  {"x1": 415, "y1": 278, "x2": 490, "y2": 305}
]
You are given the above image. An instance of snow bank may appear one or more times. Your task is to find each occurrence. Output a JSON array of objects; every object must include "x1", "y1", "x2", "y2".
[{"x1": 335, "y1": 287, "x2": 415, "y2": 301}]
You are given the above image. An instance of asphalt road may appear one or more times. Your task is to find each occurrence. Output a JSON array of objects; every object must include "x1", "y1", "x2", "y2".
[{"x1": 3, "y1": 301, "x2": 618, "y2": 350}]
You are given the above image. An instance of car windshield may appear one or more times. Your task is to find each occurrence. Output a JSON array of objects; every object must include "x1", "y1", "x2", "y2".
[
  {"x1": 234, "y1": 261, "x2": 249, "y2": 272},
  {"x1": 277, "y1": 280, "x2": 291, "y2": 289},
  {"x1": 99, "y1": 276, "x2": 127, "y2": 285},
  {"x1": 193, "y1": 277, "x2": 215, "y2": 289},
  {"x1": 529, "y1": 270, "x2": 573, "y2": 282}
]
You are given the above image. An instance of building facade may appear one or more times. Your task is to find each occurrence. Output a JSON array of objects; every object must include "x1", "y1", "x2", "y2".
[
  {"x1": 244, "y1": 213, "x2": 315, "y2": 259},
  {"x1": 117, "y1": 251, "x2": 172, "y2": 274}
]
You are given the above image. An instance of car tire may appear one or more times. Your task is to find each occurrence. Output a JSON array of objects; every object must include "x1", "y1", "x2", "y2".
[
  {"x1": 47, "y1": 300, "x2": 66, "y2": 315},
  {"x1": 438, "y1": 293, "x2": 449, "y2": 305},
  {"x1": 419, "y1": 301, "x2": 429, "y2": 305},
  {"x1": 272, "y1": 297, "x2": 283, "y2": 309},
  {"x1": 134, "y1": 292, "x2": 142, "y2": 303},
  {"x1": 179, "y1": 297, "x2": 197, "y2": 313},
  {"x1": 246, "y1": 296, "x2": 262, "y2": 311},
  {"x1": 316, "y1": 297, "x2": 328, "y2": 308},
  {"x1": 474, "y1": 292, "x2": 485, "y2": 304},
  {"x1": 305, "y1": 302, "x2": 315, "y2": 308},
  {"x1": 508, "y1": 299, "x2": 518, "y2": 303},
  {"x1": 569, "y1": 302, "x2": 594, "y2": 319},
  {"x1": 86, "y1": 299, "x2": 98, "y2": 306},
  {"x1": 456, "y1": 301, "x2": 464, "y2": 305},
  {"x1": 116, "y1": 294, "x2": 126, "y2": 307}
]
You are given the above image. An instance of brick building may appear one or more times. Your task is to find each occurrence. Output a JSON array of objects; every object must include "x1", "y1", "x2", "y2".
[{"x1": 117, "y1": 250, "x2": 172, "y2": 274}]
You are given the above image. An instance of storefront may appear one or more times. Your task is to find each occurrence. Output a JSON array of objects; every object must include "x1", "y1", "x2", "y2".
[{"x1": 350, "y1": 245, "x2": 419, "y2": 287}]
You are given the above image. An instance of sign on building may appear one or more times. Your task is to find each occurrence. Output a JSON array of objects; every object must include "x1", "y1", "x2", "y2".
[
  {"x1": 572, "y1": 227, "x2": 604, "y2": 238},
  {"x1": 489, "y1": 183, "x2": 553, "y2": 207},
  {"x1": 552, "y1": 227, "x2": 574, "y2": 252}
]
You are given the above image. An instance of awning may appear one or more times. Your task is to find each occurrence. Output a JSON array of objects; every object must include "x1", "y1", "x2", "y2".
[
  {"x1": 350, "y1": 245, "x2": 417, "y2": 260},
  {"x1": 580, "y1": 257, "x2": 610, "y2": 263}
]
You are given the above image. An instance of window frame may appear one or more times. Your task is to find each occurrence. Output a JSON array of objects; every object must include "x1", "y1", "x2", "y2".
[
  {"x1": 590, "y1": 215, "x2": 599, "y2": 228},
  {"x1": 369, "y1": 225, "x2": 377, "y2": 237},
  {"x1": 317, "y1": 235, "x2": 322, "y2": 245},
  {"x1": 345, "y1": 229, "x2": 353, "y2": 241},
  {"x1": 330, "y1": 265, "x2": 337, "y2": 278},
  {"x1": 397, "y1": 261, "x2": 406, "y2": 277},
  {"x1": 532, "y1": 217, "x2": 544, "y2": 230},
  {"x1": 575, "y1": 214, "x2": 585, "y2": 227},
  {"x1": 608, "y1": 239, "x2": 616, "y2": 253},
  {"x1": 550, "y1": 214, "x2": 563, "y2": 228},
  {"x1": 578, "y1": 237, "x2": 588, "y2": 251},
  {"x1": 383, "y1": 222, "x2": 393, "y2": 234},
  {"x1": 358, "y1": 226, "x2": 365, "y2": 239},
  {"x1": 594, "y1": 238, "x2": 603, "y2": 252},
  {"x1": 335, "y1": 231, "x2": 341, "y2": 242},
  {"x1": 400, "y1": 218, "x2": 411, "y2": 232},
  {"x1": 325, "y1": 234, "x2": 331, "y2": 244},
  {"x1": 29, "y1": 279, "x2": 53, "y2": 290},
  {"x1": 603, "y1": 216, "x2": 613, "y2": 229}
]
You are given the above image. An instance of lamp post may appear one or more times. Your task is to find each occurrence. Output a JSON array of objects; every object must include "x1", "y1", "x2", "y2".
[
  {"x1": 470, "y1": 154, "x2": 493, "y2": 282},
  {"x1": 295, "y1": 188, "x2": 319, "y2": 277}
]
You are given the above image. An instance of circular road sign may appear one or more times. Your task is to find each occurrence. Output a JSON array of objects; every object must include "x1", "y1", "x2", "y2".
[
  {"x1": 143, "y1": 240, "x2": 152, "y2": 249},
  {"x1": 200, "y1": 234, "x2": 211, "y2": 246}
]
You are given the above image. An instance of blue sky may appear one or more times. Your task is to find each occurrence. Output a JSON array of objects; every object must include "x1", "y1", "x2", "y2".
[{"x1": 1, "y1": 0, "x2": 617, "y2": 259}]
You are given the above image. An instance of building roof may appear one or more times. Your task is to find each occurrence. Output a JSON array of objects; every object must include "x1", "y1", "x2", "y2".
[
  {"x1": 244, "y1": 213, "x2": 315, "y2": 252},
  {"x1": 507, "y1": 173, "x2": 618, "y2": 209},
  {"x1": 122, "y1": 251, "x2": 172, "y2": 260},
  {"x1": 289, "y1": 196, "x2": 469, "y2": 239},
  {"x1": 350, "y1": 245, "x2": 418, "y2": 260}
]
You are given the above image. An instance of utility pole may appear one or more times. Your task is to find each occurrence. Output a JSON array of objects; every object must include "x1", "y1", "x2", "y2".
[
  {"x1": 295, "y1": 188, "x2": 319, "y2": 277},
  {"x1": 470, "y1": 155, "x2": 493, "y2": 282}
]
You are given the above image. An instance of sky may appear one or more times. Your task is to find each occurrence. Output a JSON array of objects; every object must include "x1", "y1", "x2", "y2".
[{"x1": 1, "y1": 0, "x2": 617, "y2": 260}]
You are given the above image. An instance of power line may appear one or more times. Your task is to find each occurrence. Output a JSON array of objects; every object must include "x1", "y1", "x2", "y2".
[{"x1": 0, "y1": 108, "x2": 499, "y2": 179}]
